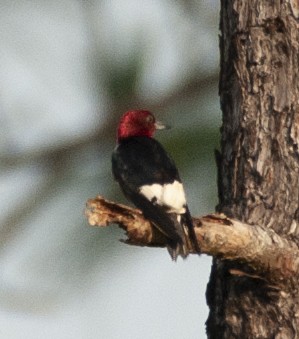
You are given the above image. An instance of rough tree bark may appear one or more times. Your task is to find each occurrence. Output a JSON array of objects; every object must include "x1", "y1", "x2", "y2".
[
  {"x1": 206, "y1": 1, "x2": 299, "y2": 338},
  {"x1": 86, "y1": 196, "x2": 299, "y2": 285}
]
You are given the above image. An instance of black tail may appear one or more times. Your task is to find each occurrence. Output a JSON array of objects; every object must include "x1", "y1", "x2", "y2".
[
  {"x1": 167, "y1": 209, "x2": 200, "y2": 261},
  {"x1": 166, "y1": 238, "x2": 188, "y2": 261},
  {"x1": 127, "y1": 192, "x2": 200, "y2": 260},
  {"x1": 181, "y1": 207, "x2": 201, "y2": 255}
]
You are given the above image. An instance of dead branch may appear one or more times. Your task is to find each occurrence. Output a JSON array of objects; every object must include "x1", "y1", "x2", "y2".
[{"x1": 85, "y1": 195, "x2": 299, "y2": 285}]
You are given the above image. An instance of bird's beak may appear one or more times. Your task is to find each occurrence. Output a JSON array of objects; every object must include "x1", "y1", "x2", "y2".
[{"x1": 155, "y1": 121, "x2": 171, "y2": 130}]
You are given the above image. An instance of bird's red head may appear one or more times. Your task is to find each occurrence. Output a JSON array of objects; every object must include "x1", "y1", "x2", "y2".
[{"x1": 117, "y1": 110, "x2": 167, "y2": 142}]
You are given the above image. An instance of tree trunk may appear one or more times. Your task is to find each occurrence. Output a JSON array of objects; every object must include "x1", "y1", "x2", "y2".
[{"x1": 206, "y1": 1, "x2": 299, "y2": 338}]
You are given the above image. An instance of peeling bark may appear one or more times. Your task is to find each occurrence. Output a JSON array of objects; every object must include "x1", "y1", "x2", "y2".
[
  {"x1": 207, "y1": 1, "x2": 299, "y2": 338},
  {"x1": 86, "y1": 196, "x2": 299, "y2": 286}
]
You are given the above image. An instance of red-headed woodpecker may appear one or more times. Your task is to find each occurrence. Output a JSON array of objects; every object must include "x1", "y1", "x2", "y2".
[{"x1": 112, "y1": 110, "x2": 200, "y2": 260}]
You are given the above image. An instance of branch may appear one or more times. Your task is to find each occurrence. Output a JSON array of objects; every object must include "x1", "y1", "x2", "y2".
[{"x1": 85, "y1": 195, "x2": 299, "y2": 285}]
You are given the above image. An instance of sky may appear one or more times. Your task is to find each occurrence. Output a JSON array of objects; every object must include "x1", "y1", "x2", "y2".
[{"x1": 0, "y1": 1, "x2": 220, "y2": 338}]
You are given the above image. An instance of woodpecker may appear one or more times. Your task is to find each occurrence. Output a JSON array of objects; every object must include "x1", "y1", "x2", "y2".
[{"x1": 112, "y1": 110, "x2": 200, "y2": 260}]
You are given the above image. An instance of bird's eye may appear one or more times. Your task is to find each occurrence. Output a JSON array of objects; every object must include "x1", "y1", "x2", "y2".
[{"x1": 146, "y1": 115, "x2": 155, "y2": 124}]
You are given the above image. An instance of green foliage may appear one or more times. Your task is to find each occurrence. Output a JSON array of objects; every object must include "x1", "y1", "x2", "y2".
[
  {"x1": 161, "y1": 126, "x2": 220, "y2": 166},
  {"x1": 103, "y1": 54, "x2": 142, "y2": 104}
]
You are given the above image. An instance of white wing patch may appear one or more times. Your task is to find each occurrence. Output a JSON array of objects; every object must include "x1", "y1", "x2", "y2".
[{"x1": 139, "y1": 180, "x2": 186, "y2": 214}]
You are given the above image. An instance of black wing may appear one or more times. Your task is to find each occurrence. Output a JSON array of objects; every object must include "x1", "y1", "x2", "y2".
[
  {"x1": 112, "y1": 136, "x2": 199, "y2": 258},
  {"x1": 112, "y1": 136, "x2": 180, "y2": 188},
  {"x1": 112, "y1": 137, "x2": 182, "y2": 241}
]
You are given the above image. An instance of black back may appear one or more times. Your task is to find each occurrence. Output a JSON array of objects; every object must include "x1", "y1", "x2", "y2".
[
  {"x1": 112, "y1": 136, "x2": 200, "y2": 257},
  {"x1": 112, "y1": 137, "x2": 182, "y2": 243},
  {"x1": 112, "y1": 136, "x2": 180, "y2": 188}
]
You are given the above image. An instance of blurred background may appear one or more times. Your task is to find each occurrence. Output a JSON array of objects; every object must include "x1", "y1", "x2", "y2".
[{"x1": 0, "y1": 1, "x2": 220, "y2": 338}]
